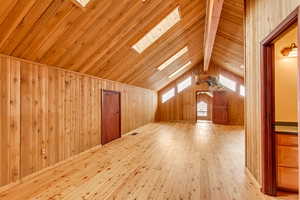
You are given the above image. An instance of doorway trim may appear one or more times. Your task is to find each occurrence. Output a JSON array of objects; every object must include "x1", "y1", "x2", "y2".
[
  {"x1": 260, "y1": 7, "x2": 298, "y2": 196},
  {"x1": 101, "y1": 89, "x2": 121, "y2": 145}
]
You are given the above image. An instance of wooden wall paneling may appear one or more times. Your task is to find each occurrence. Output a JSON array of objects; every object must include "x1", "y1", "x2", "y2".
[
  {"x1": 57, "y1": 69, "x2": 65, "y2": 162},
  {"x1": 0, "y1": 54, "x2": 157, "y2": 188},
  {"x1": 48, "y1": 67, "x2": 58, "y2": 166},
  {"x1": 9, "y1": 59, "x2": 21, "y2": 184},
  {"x1": 245, "y1": 0, "x2": 300, "y2": 184},
  {"x1": 0, "y1": 56, "x2": 21, "y2": 186}
]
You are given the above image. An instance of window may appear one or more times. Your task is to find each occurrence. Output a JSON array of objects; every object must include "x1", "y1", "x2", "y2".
[
  {"x1": 157, "y1": 47, "x2": 188, "y2": 71},
  {"x1": 197, "y1": 101, "x2": 208, "y2": 117},
  {"x1": 132, "y1": 7, "x2": 181, "y2": 53},
  {"x1": 73, "y1": 0, "x2": 90, "y2": 7},
  {"x1": 169, "y1": 61, "x2": 192, "y2": 78},
  {"x1": 162, "y1": 88, "x2": 175, "y2": 103},
  {"x1": 240, "y1": 85, "x2": 245, "y2": 97},
  {"x1": 177, "y1": 76, "x2": 192, "y2": 93},
  {"x1": 219, "y1": 74, "x2": 237, "y2": 91}
]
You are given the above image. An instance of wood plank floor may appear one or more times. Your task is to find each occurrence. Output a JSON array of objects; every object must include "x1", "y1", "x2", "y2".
[{"x1": 0, "y1": 121, "x2": 297, "y2": 200}]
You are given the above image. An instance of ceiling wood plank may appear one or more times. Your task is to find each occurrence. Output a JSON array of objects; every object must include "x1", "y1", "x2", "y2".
[
  {"x1": 212, "y1": 0, "x2": 244, "y2": 77},
  {"x1": 203, "y1": 0, "x2": 224, "y2": 71},
  {"x1": 0, "y1": 0, "x2": 37, "y2": 48},
  {"x1": 0, "y1": 0, "x2": 54, "y2": 54},
  {"x1": 0, "y1": 0, "x2": 244, "y2": 90}
]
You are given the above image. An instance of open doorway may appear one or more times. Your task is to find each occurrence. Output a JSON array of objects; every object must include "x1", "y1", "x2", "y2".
[
  {"x1": 261, "y1": 8, "x2": 299, "y2": 197},
  {"x1": 196, "y1": 91, "x2": 213, "y2": 122}
]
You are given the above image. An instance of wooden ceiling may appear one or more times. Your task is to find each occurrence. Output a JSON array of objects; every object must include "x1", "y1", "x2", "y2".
[
  {"x1": 212, "y1": 0, "x2": 244, "y2": 77},
  {"x1": 0, "y1": 0, "x2": 244, "y2": 91}
]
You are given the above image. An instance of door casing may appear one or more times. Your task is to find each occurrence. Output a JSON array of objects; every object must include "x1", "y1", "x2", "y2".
[{"x1": 260, "y1": 7, "x2": 299, "y2": 196}]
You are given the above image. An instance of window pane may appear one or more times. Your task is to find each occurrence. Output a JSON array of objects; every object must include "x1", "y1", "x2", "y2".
[
  {"x1": 162, "y1": 88, "x2": 175, "y2": 103},
  {"x1": 240, "y1": 85, "x2": 245, "y2": 97},
  {"x1": 219, "y1": 75, "x2": 236, "y2": 91},
  {"x1": 177, "y1": 76, "x2": 192, "y2": 93},
  {"x1": 197, "y1": 101, "x2": 208, "y2": 117}
]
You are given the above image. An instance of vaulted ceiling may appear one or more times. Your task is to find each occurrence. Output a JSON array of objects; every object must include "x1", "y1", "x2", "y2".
[{"x1": 0, "y1": 0, "x2": 244, "y2": 91}]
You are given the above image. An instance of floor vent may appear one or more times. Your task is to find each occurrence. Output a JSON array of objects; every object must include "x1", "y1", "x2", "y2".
[{"x1": 131, "y1": 132, "x2": 140, "y2": 136}]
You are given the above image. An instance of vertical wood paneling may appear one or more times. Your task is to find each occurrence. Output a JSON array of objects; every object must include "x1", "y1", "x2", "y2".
[
  {"x1": 0, "y1": 57, "x2": 20, "y2": 186},
  {"x1": 0, "y1": 54, "x2": 157, "y2": 187},
  {"x1": 245, "y1": 0, "x2": 300, "y2": 184}
]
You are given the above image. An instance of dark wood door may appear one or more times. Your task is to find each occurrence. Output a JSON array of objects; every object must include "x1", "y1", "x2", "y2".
[
  {"x1": 101, "y1": 90, "x2": 121, "y2": 145},
  {"x1": 212, "y1": 91, "x2": 229, "y2": 124}
]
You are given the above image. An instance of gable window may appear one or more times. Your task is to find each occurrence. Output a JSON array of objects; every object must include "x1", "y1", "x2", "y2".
[
  {"x1": 162, "y1": 88, "x2": 175, "y2": 103},
  {"x1": 219, "y1": 74, "x2": 237, "y2": 91},
  {"x1": 177, "y1": 76, "x2": 192, "y2": 93},
  {"x1": 197, "y1": 101, "x2": 208, "y2": 117},
  {"x1": 132, "y1": 7, "x2": 181, "y2": 53},
  {"x1": 240, "y1": 85, "x2": 245, "y2": 97}
]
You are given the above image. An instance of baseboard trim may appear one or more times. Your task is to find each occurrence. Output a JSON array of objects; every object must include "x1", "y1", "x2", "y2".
[{"x1": 245, "y1": 167, "x2": 262, "y2": 189}]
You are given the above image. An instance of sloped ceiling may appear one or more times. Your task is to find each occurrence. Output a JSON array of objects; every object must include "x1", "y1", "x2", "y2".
[
  {"x1": 0, "y1": 0, "x2": 243, "y2": 91},
  {"x1": 212, "y1": 0, "x2": 244, "y2": 77}
]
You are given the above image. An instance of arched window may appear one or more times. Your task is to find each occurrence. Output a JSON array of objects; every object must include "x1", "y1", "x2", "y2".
[{"x1": 197, "y1": 101, "x2": 208, "y2": 117}]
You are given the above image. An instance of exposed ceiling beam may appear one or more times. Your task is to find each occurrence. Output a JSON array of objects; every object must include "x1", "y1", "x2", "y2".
[{"x1": 203, "y1": 0, "x2": 224, "y2": 71}]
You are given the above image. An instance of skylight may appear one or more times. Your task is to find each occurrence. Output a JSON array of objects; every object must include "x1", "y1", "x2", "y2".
[
  {"x1": 162, "y1": 88, "x2": 175, "y2": 103},
  {"x1": 132, "y1": 7, "x2": 181, "y2": 53},
  {"x1": 169, "y1": 61, "x2": 192, "y2": 79},
  {"x1": 74, "y1": 0, "x2": 90, "y2": 7},
  {"x1": 177, "y1": 76, "x2": 192, "y2": 93},
  {"x1": 240, "y1": 85, "x2": 245, "y2": 97},
  {"x1": 219, "y1": 75, "x2": 237, "y2": 91},
  {"x1": 157, "y1": 47, "x2": 188, "y2": 71}
]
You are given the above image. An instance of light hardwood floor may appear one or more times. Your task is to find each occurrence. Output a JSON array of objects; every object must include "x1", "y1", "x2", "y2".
[{"x1": 0, "y1": 122, "x2": 297, "y2": 200}]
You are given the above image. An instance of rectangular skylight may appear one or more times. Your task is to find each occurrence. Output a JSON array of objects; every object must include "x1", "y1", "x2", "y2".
[
  {"x1": 74, "y1": 0, "x2": 90, "y2": 7},
  {"x1": 132, "y1": 7, "x2": 181, "y2": 53},
  {"x1": 157, "y1": 47, "x2": 188, "y2": 71},
  {"x1": 169, "y1": 61, "x2": 192, "y2": 79}
]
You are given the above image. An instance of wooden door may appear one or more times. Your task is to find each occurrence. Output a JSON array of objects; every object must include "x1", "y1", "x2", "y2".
[
  {"x1": 212, "y1": 91, "x2": 228, "y2": 124},
  {"x1": 101, "y1": 90, "x2": 121, "y2": 145}
]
